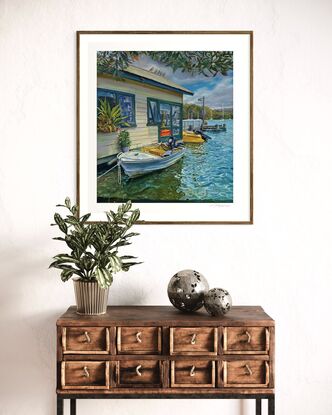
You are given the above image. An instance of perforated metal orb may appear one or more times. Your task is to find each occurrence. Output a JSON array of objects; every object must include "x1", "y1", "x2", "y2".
[
  {"x1": 167, "y1": 269, "x2": 209, "y2": 312},
  {"x1": 204, "y1": 288, "x2": 232, "y2": 316}
]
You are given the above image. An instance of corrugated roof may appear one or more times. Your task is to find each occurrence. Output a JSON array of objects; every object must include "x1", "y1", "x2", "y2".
[
  {"x1": 98, "y1": 63, "x2": 194, "y2": 95},
  {"x1": 123, "y1": 65, "x2": 193, "y2": 95}
]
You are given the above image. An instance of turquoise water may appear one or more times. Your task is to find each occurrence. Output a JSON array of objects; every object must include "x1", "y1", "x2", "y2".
[{"x1": 97, "y1": 119, "x2": 233, "y2": 203}]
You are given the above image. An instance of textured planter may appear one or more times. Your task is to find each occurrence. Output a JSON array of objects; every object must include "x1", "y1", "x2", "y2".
[
  {"x1": 121, "y1": 146, "x2": 129, "y2": 152},
  {"x1": 73, "y1": 279, "x2": 109, "y2": 315}
]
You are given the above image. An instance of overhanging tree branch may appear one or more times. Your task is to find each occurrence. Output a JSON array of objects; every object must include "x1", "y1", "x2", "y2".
[{"x1": 97, "y1": 51, "x2": 233, "y2": 77}]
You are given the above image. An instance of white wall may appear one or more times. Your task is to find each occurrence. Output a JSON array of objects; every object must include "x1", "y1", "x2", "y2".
[{"x1": 1, "y1": 0, "x2": 332, "y2": 414}]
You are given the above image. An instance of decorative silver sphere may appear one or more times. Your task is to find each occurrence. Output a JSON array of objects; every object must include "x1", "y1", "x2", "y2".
[
  {"x1": 167, "y1": 269, "x2": 209, "y2": 312},
  {"x1": 204, "y1": 288, "x2": 232, "y2": 316}
]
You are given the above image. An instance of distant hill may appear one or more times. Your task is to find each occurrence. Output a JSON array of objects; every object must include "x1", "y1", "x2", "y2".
[
  {"x1": 184, "y1": 103, "x2": 233, "y2": 120},
  {"x1": 212, "y1": 107, "x2": 233, "y2": 120}
]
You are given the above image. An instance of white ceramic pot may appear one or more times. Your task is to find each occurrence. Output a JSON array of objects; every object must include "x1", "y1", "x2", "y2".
[{"x1": 73, "y1": 279, "x2": 109, "y2": 315}]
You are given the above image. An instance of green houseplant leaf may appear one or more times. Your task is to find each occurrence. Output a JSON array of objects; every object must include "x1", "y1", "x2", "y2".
[{"x1": 50, "y1": 198, "x2": 141, "y2": 288}]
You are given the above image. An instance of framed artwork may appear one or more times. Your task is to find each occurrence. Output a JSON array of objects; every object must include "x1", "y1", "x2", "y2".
[{"x1": 77, "y1": 31, "x2": 253, "y2": 224}]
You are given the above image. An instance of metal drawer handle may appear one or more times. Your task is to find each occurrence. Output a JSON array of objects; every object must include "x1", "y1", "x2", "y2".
[
  {"x1": 136, "y1": 332, "x2": 142, "y2": 343},
  {"x1": 245, "y1": 330, "x2": 251, "y2": 344},
  {"x1": 245, "y1": 364, "x2": 253, "y2": 376},
  {"x1": 84, "y1": 331, "x2": 91, "y2": 343},
  {"x1": 83, "y1": 366, "x2": 90, "y2": 378},
  {"x1": 136, "y1": 364, "x2": 142, "y2": 376},
  {"x1": 190, "y1": 365, "x2": 196, "y2": 377},
  {"x1": 191, "y1": 333, "x2": 197, "y2": 345}
]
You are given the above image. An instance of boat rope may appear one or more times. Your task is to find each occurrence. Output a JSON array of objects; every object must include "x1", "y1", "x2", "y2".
[
  {"x1": 97, "y1": 163, "x2": 118, "y2": 180},
  {"x1": 116, "y1": 152, "x2": 123, "y2": 185},
  {"x1": 118, "y1": 162, "x2": 122, "y2": 185}
]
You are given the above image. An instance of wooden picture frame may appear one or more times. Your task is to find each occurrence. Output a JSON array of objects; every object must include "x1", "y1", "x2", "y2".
[{"x1": 77, "y1": 31, "x2": 253, "y2": 224}]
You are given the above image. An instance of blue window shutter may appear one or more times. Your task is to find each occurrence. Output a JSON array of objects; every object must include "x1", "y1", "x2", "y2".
[{"x1": 147, "y1": 99, "x2": 160, "y2": 125}]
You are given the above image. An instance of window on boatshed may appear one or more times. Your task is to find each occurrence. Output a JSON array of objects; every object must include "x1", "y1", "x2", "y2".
[{"x1": 97, "y1": 88, "x2": 136, "y2": 127}]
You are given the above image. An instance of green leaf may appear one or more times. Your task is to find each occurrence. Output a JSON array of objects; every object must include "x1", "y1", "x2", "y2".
[
  {"x1": 95, "y1": 267, "x2": 106, "y2": 288},
  {"x1": 71, "y1": 205, "x2": 78, "y2": 216},
  {"x1": 106, "y1": 211, "x2": 117, "y2": 222},
  {"x1": 121, "y1": 261, "x2": 143, "y2": 271},
  {"x1": 80, "y1": 213, "x2": 91, "y2": 223},
  {"x1": 54, "y1": 213, "x2": 68, "y2": 234},
  {"x1": 112, "y1": 241, "x2": 131, "y2": 248},
  {"x1": 65, "y1": 197, "x2": 71, "y2": 209},
  {"x1": 95, "y1": 267, "x2": 113, "y2": 289},
  {"x1": 61, "y1": 269, "x2": 73, "y2": 282},
  {"x1": 49, "y1": 260, "x2": 63, "y2": 268},
  {"x1": 109, "y1": 254, "x2": 122, "y2": 273},
  {"x1": 123, "y1": 232, "x2": 140, "y2": 238},
  {"x1": 124, "y1": 201, "x2": 132, "y2": 212},
  {"x1": 104, "y1": 269, "x2": 113, "y2": 285},
  {"x1": 130, "y1": 209, "x2": 140, "y2": 223}
]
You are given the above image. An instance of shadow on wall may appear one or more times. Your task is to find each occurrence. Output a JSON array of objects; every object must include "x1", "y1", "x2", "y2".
[
  {"x1": 108, "y1": 275, "x2": 151, "y2": 306},
  {"x1": 0, "y1": 242, "x2": 253, "y2": 415},
  {"x1": 0, "y1": 241, "x2": 61, "y2": 414},
  {"x1": 0, "y1": 239, "x2": 151, "y2": 414}
]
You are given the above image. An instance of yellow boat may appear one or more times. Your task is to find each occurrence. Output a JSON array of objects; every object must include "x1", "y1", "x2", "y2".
[{"x1": 182, "y1": 130, "x2": 205, "y2": 144}]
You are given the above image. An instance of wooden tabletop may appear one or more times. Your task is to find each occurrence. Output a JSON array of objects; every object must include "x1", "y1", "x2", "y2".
[{"x1": 57, "y1": 306, "x2": 274, "y2": 327}]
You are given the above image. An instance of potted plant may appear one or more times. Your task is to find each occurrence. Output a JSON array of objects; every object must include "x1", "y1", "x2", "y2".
[
  {"x1": 50, "y1": 198, "x2": 141, "y2": 315},
  {"x1": 118, "y1": 129, "x2": 131, "y2": 152},
  {"x1": 97, "y1": 99, "x2": 129, "y2": 133}
]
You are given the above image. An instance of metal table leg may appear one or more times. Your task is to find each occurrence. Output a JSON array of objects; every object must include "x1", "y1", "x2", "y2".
[
  {"x1": 70, "y1": 399, "x2": 76, "y2": 415},
  {"x1": 256, "y1": 398, "x2": 262, "y2": 415},
  {"x1": 57, "y1": 396, "x2": 63, "y2": 415},
  {"x1": 268, "y1": 396, "x2": 275, "y2": 415},
  {"x1": 57, "y1": 394, "x2": 274, "y2": 414}
]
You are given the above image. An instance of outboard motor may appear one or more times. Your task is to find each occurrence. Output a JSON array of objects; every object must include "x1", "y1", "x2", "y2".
[
  {"x1": 168, "y1": 136, "x2": 176, "y2": 149},
  {"x1": 167, "y1": 136, "x2": 184, "y2": 149},
  {"x1": 194, "y1": 129, "x2": 212, "y2": 141}
]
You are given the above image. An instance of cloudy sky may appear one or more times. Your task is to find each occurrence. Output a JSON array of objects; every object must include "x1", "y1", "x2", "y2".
[{"x1": 132, "y1": 54, "x2": 233, "y2": 109}]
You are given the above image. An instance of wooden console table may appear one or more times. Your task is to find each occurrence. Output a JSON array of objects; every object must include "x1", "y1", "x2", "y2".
[{"x1": 56, "y1": 306, "x2": 275, "y2": 414}]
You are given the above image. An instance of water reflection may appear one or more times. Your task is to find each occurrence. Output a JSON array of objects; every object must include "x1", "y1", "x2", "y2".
[{"x1": 97, "y1": 119, "x2": 233, "y2": 203}]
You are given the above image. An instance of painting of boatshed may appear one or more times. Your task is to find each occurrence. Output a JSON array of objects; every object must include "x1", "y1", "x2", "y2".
[
  {"x1": 97, "y1": 66, "x2": 193, "y2": 165},
  {"x1": 96, "y1": 50, "x2": 234, "y2": 205}
]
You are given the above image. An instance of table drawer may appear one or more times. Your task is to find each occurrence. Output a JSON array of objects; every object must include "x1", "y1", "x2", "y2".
[
  {"x1": 171, "y1": 360, "x2": 215, "y2": 388},
  {"x1": 61, "y1": 361, "x2": 109, "y2": 389},
  {"x1": 116, "y1": 360, "x2": 162, "y2": 387},
  {"x1": 223, "y1": 327, "x2": 269, "y2": 354},
  {"x1": 170, "y1": 327, "x2": 218, "y2": 355},
  {"x1": 117, "y1": 327, "x2": 162, "y2": 354},
  {"x1": 223, "y1": 360, "x2": 269, "y2": 387},
  {"x1": 62, "y1": 327, "x2": 109, "y2": 354}
]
